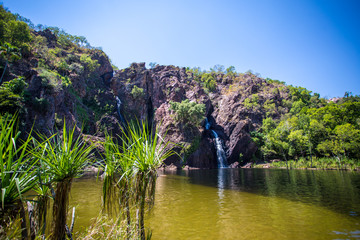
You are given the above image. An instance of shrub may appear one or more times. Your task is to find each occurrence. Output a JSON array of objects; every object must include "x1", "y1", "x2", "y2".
[
  {"x1": 264, "y1": 99, "x2": 276, "y2": 116},
  {"x1": 69, "y1": 62, "x2": 84, "y2": 75},
  {"x1": 131, "y1": 85, "x2": 144, "y2": 99},
  {"x1": 201, "y1": 73, "x2": 216, "y2": 92},
  {"x1": 38, "y1": 68, "x2": 62, "y2": 92},
  {"x1": 80, "y1": 54, "x2": 99, "y2": 72},
  {"x1": 170, "y1": 99, "x2": 205, "y2": 126},
  {"x1": 243, "y1": 94, "x2": 260, "y2": 110},
  {"x1": 1, "y1": 76, "x2": 27, "y2": 94},
  {"x1": 182, "y1": 136, "x2": 201, "y2": 162},
  {"x1": 0, "y1": 76, "x2": 27, "y2": 113}
]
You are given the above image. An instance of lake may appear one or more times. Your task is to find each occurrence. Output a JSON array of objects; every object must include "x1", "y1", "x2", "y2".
[{"x1": 69, "y1": 168, "x2": 360, "y2": 239}]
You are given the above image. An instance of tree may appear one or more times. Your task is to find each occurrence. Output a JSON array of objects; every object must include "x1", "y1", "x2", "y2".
[
  {"x1": 149, "y1": 62, "x2": 157, "y2": 69},
  {"x1": 210, "y1": 64, "x2": 224, "y2": 73},
  {"x1": 225, "y1": 66, "x2": 236, "y2": 74},
  {"x1": 333, "y1": 123, "x2": 360, "y2": 159},
  {"x1": 32, "y1": 122, "x2": 94, "y2": 240},
  {"x1": 263, "y1": 120, "x2": 291, "y2": 167},
  {"x1": 131, "y1": 85, "x2": 144, "y2": 99},
  {"x1": 200, "y1": 73, "x2": 216, "y2": 92},
  {"x1": 288, "y1": 129, "x2": 309, "y2": 158},
  {"x1": 102, "y1": 122, "x2": 174, "y2": 239},
  {"x1": 170, "y1": 99, "x2": 205, "y2": 126}
]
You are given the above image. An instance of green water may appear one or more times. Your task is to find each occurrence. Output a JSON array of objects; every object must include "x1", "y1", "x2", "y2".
[{"x1": 69, "y1": 169, "x2": 360, "y2": 239}]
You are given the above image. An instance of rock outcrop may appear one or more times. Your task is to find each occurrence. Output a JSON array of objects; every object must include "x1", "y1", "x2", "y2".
[
  {"x1": 108, "y1": 64, "x2": 290, "y2": 168},
  {"x1": 3, "y1": 29, "x2": 292, "y2": 169}
]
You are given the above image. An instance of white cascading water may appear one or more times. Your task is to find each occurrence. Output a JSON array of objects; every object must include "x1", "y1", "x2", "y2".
[
  {"x1": 115, "y1": 96, "x2": 126, "y2": 124},
  {"x1": 205, "y1": 118, "x2": 228, "y2": 168},
  {"x1": 211, "y1": 130, "x2": 228, "y2": 168}
]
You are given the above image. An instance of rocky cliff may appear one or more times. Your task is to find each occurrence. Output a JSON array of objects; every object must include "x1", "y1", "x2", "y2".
[
  {"x1": 109, "y1": 63, "x2": 293, "y2": 168},
  {"x1": 2, "y1": 28, "x2": 295, "y2": 169}
]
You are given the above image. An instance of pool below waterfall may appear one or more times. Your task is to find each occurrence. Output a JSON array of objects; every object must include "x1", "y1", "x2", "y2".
[{"x1": 69, "y1": 168, "x2": 360, "y2": 240}]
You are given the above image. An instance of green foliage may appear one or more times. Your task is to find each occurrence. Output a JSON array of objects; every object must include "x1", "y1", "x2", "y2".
[
  {"x1": 0, "y1": 88, "x2": 21, "y2": 113},
  {"x1": 288, "y1": 85, "x2": 312, "y2": 105},
  {"x1": 102, "y1": 121, "x2": 174, "y2": 238},
  {"x1": 31, "y1": 121, "x2": 95, "y2": 239},
  {"x1": 69, "y1": 62, "x2": 84, "y2": 75},
  {"x1": 200, "y1": 73, "x2": 216, "y2": 92},
  {"x1": 76, "y1": 104, "x2": 90, "y2": 132},
  {"x1": 2, "y1": 76, "x2": 27, "y2": 94},
  {"x1": 149, "y1": 62, "x2": 157, "y2": 69},
  {"x1": 80, "y1": 54, "x2": 100, "y2": 72},
  {"x1": 290, "y1": 100, "x2": 306, "y2": 114},
  {"x1": 82, "y1": 92, "x2": 114, "y2": 122},
  {"x1": 263, "y1": 99, "x2": 276, "y2": 116},
  {"x1": 210, "y1": 64, "x2": 224, "y2": 73},
  {"x1": 0, "y1": 5, "x2": 31, "y2": 49},
  {"x1": 0, "y1": 42, "x2": 21, "y2": 84},
  {"x1": 45, "y1": 26, "x2": 91, "y2": 49},
  {"x1": 182, "y1": 136, "x2": 201, "y2": 162},
  {"x1": 317, "y1": 123, "x2": 360, "y2": 159},
  {"x1": 225, "y1": 66, "x2": 236, "y2": 75},
  {"x1": 186, "y1": 67, "x2": 204, "y2": 81},
  {"x1": 255, "y1": 157, "x2": 359, "y2": 170},
  {"x1": 32, "y1": 121, "x2": 94, "y2": 183},
  {"x1": 243, "y1": 94, "x2": 260, "y2": 110},
  {"x1": 169, "y1": 99, "x2": 205, "y2": 126},
  {"x1": 0, "y1": 42, "x2": 20, "y2": 62},
  {"x1": 131, "y1": 85, "x2": 144, "y2": 99},
  {"x1": 37, "y1": 68, "x2": 62, "y2": 92},
  {"x1": 258, "y1": 100, "x2": 360, "y2": 166},
  {"x1": 338, "y1": 91, "x2": 360, "y2": 104},
  {"x1": 0, "y1": 114, "x2": 37, "y2": 209},
  {"x1": 0, "y1": 76, "x2": 27, "y2": 114}
]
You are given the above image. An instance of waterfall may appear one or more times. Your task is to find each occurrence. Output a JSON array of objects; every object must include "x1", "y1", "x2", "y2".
[
  {"x1": 116, "y1": 96, "x2": 126, "y2": 124},
  {"x1": 211, "y1": 130, "x2": 228, "y2": 168},
  {"x1": 205, "y1": 117, "x2": 228, "y2": 168}
]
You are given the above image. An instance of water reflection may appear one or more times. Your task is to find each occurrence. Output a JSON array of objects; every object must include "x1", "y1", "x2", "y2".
[
  {"x1": 175, "y1": 168, "x2": 360, "y2": 217},
  {"x1": 149, "y1": 169, "x2": 360, "y2": 240},
  {"x1": 217, "y1": 168, "x2": 225, "y2": 201},
  {"x1": 68, "y1": 169, "x2": 360, "y2": 239}
]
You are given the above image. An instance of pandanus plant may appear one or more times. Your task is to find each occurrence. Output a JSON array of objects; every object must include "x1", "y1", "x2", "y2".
[
  {"x1": 32, "y1": 122, "x2": 94, "y2": 240},
  {"x1": 0, "y1": 114, "x2": 37, "y2": 238},
  {"x1": 28, "y1": 159, "x2": 53, "y2": 238},
  {"x1": 102, "y1": 132, "x2": 135, "y2": 238},
  {"x1": 102, "y1": 121, "x2": 174, "y2": 240},
  {"x1": 126, "y1": 122, "x2": 174, "y2": 240}
]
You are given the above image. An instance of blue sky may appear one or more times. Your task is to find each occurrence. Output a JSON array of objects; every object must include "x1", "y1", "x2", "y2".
[{"x1": 2, "y1": 0, "x2": 359, "y2": 98}]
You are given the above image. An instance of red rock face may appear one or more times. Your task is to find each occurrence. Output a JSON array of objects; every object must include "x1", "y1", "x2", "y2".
[
  {"x1": 108, "y1": 64, "x2": 287, "y2": 169},
  {"x1": 5, "y1": 27, "x2": 290, "y2": 169}
]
